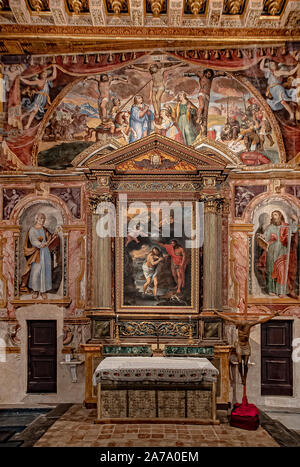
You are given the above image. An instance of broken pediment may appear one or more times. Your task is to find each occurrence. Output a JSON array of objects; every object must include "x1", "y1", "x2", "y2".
[{"x1": 72, "y1": 134, "x2": 230, "y2": 174}]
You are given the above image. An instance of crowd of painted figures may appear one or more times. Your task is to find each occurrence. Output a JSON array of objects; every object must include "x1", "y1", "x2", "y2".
[{"x1": 2, "y1": 52, "x2": 297, "y2": 167}]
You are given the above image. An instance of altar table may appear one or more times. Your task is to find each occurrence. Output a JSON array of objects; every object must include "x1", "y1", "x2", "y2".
[{"x1": 93, "y1": 357, "x2": 219, "y2": 424}]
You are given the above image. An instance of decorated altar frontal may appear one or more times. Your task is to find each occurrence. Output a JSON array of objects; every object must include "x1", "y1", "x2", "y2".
[{"x1": 93, "y1": 357, "x2": 219, "y2": 424}]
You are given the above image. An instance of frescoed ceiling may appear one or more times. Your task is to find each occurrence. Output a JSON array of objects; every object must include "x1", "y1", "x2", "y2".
[{"x1": 0, "y1": 0, "x2": 299, "y2": 55}]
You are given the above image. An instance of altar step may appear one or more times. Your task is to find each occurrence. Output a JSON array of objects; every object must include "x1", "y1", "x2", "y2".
[{"x1": 94, "y1": 417, "x2": 220, "y2": 425}]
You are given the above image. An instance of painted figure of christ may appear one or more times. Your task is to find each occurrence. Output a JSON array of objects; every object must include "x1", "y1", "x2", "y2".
[{"x1": 155, "y1": 239, "x2": 187, "y2": 294}]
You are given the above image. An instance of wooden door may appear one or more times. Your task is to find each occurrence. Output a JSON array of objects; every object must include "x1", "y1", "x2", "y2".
[
  {"x1": 27, "y1": 320, "x2": 57, "y2": 393},
  {"x1": 261, "y1": 320, "x2": 293, "y2": 396}
]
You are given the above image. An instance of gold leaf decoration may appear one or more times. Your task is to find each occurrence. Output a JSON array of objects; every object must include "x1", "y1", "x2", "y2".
[
  {"x1": 263, "y1": 0, "x2": 285, "y2": 16},
  {"x1": 188, "y1": 0, "x2": 205, "y2": 16},
  {"x1": 223, "y1": 0, "x2": 245, "y2": 15},
  {"x1": 148, "y1": 0, "x2": 164, "y2": 17}
]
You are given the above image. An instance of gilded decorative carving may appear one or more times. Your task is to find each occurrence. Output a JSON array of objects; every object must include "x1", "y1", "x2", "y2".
[
  {"x1": 27, "y1": 0, "x2": 49, "y2": 12},
  {"x1": 96, "y1": 176, "x2": 111, "y2": 188},
  {"x1": 223, "y1": 0, "x2": 245, "y2": 15},
  {"x1": 107, "y1": 0, "x2": 127, "y2": 15},
  {"x1": 204, "y1": 202, "x2": 218, "y2": 215},
  {"x1": 263, "y1": 0, "x2": 285, "y2": 16},
  {"x1": 187, "y1": 0, "x2": 205, "y2": 15},
  {"x1": 87, "y1": 192, "x2": 114, "y2": 214},
  {"x1": 203, "y1": 177, "x2": 216, "y2": 188},
  {"x1": 0, "y1": 25, "x2": 299, "y2": 47},
  {"x1": 148, "y1": 0, "x2": 164, "y2": 16},
  {"x1": 75, "y1": 134, "x2": 223, "y2": 171},
  {"x1": 111, "y1": 181, "x2": 203, "y2": 192},
  {"x1": 67, "y1": 0, "x2": 89, "y2": 14},
  {"x1": 229, "y1": 224, "x2": 253, "y2": 232},
  {"x1": 0, "y1": 0, "x2": 296, "y2": 29},
  {"x1": 119, "y1": 320, "x2": 197, "y2": 338},
  {"x1": 145, "y1": 0, "x2": 167, "y2": 15},
  {"x1": 0, "y1": 0, "x2": 10, "y2": 11},
  {"x1": 223, "y1": 0, "x2": 246, "y2": 15},
  {"x1": 200, "y1": 194, "x2": 224, "y2": 214},
  {"x1": 116, "y1": 151, "x2": 197, "y2": 172}
]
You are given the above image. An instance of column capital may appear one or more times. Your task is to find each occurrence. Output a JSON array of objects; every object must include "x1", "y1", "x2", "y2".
[
  {"x1": 87, "y1": 191, "x2": 115, "y2": 214},
  {"x1": 200, "y1": 194, "x2": 224, "y2": 214}
]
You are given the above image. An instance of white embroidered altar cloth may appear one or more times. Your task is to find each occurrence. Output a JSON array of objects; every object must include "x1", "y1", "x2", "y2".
[{"x1": 93, "y1": 357, "x2": 218, "y2": 385}]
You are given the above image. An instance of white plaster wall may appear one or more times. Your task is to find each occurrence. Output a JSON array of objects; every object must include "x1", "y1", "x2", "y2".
[
  {"x1": 0, "y1": 305, "x2": 85, "y2": 405},
  {"x1": 0, "y1": 352, "x2": 23, "y2": 404},
  {"x1": 233, "y1": 317, "x2": 300, "y2": 409}
]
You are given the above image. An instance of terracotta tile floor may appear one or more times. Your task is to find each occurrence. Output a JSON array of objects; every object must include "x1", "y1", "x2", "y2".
[{"x1": 33, "y1": 405, "x2": 279, "y2": 447}]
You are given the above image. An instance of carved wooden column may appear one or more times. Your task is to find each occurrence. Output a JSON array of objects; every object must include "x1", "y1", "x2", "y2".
[{"x1": 202, "y1": 195, "x2": 224, "y2": 313}]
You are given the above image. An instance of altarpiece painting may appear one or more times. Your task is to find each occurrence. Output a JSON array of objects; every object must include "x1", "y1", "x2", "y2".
[{"x1": 116, "y1": 201, "x2": 200, "y2": 314}]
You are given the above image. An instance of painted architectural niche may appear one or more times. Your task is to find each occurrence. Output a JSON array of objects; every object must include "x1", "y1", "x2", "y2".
[
  {"x1": 250, "y1": 197, "x2": 300, "y2": 301},
  {"x1": 16, "y1": 202, "x2": 65, "y2": 302}
]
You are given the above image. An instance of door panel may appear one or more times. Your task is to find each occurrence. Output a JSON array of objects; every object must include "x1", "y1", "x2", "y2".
[
  {"x1": 27, "y1": 320, "x2": 57, "y2": 393},
  {"x1": 261, "y1": 320, "x2": 293, "y2": 396}
]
